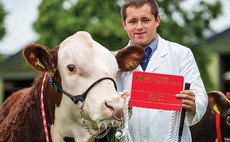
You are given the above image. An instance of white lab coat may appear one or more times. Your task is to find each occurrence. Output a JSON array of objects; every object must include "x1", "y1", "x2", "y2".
[{"x1": 116, "y1": 36, "x2": 207, "y2": 142}]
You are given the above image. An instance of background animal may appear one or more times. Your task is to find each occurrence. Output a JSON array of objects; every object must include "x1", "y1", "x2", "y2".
[
  {"x1": 0, "y1": 31, "x2": 145, "y2": 142},
  {"x1": 190, "y1": 91, "x2": 230, "y2": 142}
]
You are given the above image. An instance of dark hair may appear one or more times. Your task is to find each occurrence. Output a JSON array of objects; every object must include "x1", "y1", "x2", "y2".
[{"x1": 120, "y1": 0, "x2": 159, "y2": 20}]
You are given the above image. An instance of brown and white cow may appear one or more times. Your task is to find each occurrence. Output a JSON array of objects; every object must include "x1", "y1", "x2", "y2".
[
  {"x1": 190, "y1": 91, "x2": 230, "y2": 142},
  {"x1": 0, "y1": 31, "x2": 145, "y2": 142}
]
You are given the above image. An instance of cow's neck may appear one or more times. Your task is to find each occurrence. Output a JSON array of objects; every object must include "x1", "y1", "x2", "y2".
[
  {"x1": 41, "y1": 73, "x2": 102, "y2": 142},
  {"x1": 0, "y1": 73, "x2": 56, "y2": 142},
  {"x1": 41, "y1": 73, "x2": 110, "y2": 142},
  {"x1": 50, "y1": 98, "x2": 101, "y2": 142},
  {"x1": 27, "y1": 73, "x2": 62, "y2": 141}
]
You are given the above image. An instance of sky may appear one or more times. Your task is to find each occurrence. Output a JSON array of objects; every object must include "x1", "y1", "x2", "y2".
[
  {"x1": 0, "y1": 0, "x2": 41, "y2": 55},
  {"x1": 0, "y1": 0, "x2": 230, "y2": 56}
]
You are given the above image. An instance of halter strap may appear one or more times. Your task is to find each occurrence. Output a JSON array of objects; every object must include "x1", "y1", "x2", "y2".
[
  {"x1": 49, "y1": 76, "x2": 117, "y2": 139},
  {"x1": 49, "y1": 77, "x2": 117, "y2": 104}
]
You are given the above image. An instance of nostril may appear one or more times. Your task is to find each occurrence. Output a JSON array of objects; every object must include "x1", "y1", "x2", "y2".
[
  {"x1": 105, "y1": 102, "x2": 115, "y2": 111},
  {"x1": 227, "y1": 116, "x2": 230, "y2": 126},
  {"x1": 105, "y1": 101, "x2": 124, "y2": 121}
]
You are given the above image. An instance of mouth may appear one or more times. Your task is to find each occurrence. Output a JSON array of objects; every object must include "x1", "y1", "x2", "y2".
[
  {"x1": 112, "y1": 113, "x2": 124, "y2": 121},
  {"x1": 96, "y1": 119, "x2": 122, "y2": 130},
  {"x1": 135, "y1": 32, "x2": 146, "y2": 36}
]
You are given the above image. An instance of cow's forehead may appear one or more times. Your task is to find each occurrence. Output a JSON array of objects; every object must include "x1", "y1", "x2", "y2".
[
  {"x1": 60, "y1": 31, "x2": 93, "y2": 49},
  {"x1": 57, "y1": 31, "x2": 118, "y2": 75}
]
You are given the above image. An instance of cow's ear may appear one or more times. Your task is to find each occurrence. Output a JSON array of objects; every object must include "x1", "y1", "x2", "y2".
[
  {"x1": 115, "y1": 45, "x2": 145, "y2": 71},
  {"x1": 23, "y1": 44, "x2": 56, "y2": 73},
  {"x1": 208, "y1": 91, "x2": 226, "y2": 113}
]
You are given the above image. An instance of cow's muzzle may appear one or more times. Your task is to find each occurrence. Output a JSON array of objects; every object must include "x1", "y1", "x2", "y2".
[
  {"x1": 105, "y1": 98, "x2": 126, "y2": 122},
  {"x1": 227, "y1": 116, "x2": 230, "y2": 126}
]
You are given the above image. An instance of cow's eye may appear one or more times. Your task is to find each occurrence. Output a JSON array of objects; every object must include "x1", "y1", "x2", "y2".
[{"x1": 67, "y1": 65, "x2": 75, "y2": 72}]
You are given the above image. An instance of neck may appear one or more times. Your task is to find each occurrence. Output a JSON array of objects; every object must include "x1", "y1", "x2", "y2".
[{"x1": 50, "y1": 103, "x2": 100, "y2": 142}]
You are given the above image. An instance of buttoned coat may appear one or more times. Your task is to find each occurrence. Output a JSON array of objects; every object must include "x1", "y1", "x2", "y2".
[{"x1": 116, "y1": 36, "x2": 207, "y2": 142}]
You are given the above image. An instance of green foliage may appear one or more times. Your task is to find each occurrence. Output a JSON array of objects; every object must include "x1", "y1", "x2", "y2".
[
  {"x1": 69, "y1": 0, "x2": 128, "y2": 50},
  {"x1": 191, "y1": 46, "x2": 214, "y2": 91},
  {"x1": 0, "y1": 1, "x2": 7, "y2": 40},
  {"x1": 33, "y1": 0, "x2": 66, "y2": 47},
  {"x1": 157, "y1": 0, "x2": 222, "y2": 46},
  {"x1": 33, "y1": 0, "x2": 222, "y2": 91},
  {"x1": 34, "y1": 0, "x2": 127, "y2": 50},
  {"x1": 0, "y1": 55, "x2": 3, "y2": 62},
  {"x1": 156, "y1": 0, "x2": 222, "y2": 91}
]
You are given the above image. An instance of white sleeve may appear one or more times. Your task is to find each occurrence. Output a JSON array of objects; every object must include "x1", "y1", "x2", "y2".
[{"x1": 179, "y1": 48, "x2": 208, "y2": 126}]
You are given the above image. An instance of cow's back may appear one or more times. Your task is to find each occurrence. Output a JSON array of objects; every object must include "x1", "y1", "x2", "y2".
[
  {"x1": 0, "y1": 87, "x2": 45, "y2": 142},
  {"x1": 190, "y1": 105, "x2": 217, "y2": 142},
  {"x1": 0, "y1": 88, "x2": 30, "y2": 124}
]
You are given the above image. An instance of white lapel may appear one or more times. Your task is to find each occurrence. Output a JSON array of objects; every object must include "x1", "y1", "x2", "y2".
[{"x1": 145, "y1": 36, "x2": 168, "y2": 72}]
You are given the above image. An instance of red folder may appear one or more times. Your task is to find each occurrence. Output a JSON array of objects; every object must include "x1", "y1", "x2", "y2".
[{"x1": 130, "y1": 71, "x2": 184, "y2": 111}]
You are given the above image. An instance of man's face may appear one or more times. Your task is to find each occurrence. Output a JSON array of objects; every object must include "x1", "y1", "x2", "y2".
[{"x1": 122, "y1": 4, "x2": 160, "y2": 47}]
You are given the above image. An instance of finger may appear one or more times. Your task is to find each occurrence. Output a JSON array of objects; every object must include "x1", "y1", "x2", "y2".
[
  {"x1": 180, "y1": 90, "x2": 195, "y2": 97},
  {"x1": 182, "y1": 99, "x2": 195, "y2": 111},
  {"x1": 176, "y1": 93, "x2": 192, "y2": 99},
  {"x1": 182, "y1": 99, "x2": 194, "y2": 106},
  {"x1": 177, "y1": 90, "x2": 195, "y2": 99},
  {"x1": 182, "y1": 104, "x2": 193, "y2": 111}
]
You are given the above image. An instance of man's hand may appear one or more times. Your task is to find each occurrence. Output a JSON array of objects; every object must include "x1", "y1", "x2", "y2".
[
  {"x1": 176, "y1": 90, "x2": 196, "y2": 114},
  {"x1": 120, "y1": 90, "x2": 133, "y2": 118}
]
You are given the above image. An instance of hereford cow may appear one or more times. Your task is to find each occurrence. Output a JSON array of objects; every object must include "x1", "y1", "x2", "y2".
[
  {"x1": 0, "y1": 31, "x2": 145, "y2": 142},
  {"x1": 190, "y1": 91, "x2": 230, "y2": 142}
]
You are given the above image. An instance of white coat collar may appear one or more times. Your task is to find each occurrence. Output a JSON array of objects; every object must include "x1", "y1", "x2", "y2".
[{"x1": 137, "y1": 36, "x2": 168, "y2": 72}]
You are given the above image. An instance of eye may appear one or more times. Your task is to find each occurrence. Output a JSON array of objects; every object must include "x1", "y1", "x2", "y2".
[
  {"x1": 128, "y1": 19, "x2": 136, "y2": 24},
  {"x1": 67, "y1": 65, "x2": 76, "y2": 72},
  {"x1": 142, "y1": 19, "x2": 150, "y2": 23}
]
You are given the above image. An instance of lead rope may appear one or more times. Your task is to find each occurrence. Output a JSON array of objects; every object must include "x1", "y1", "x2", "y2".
[
  {"x1": 40, "y1": 73, "x2": 50, "y2": 142},
  {"x1": 213, "y1": 105, "x2": 222, "y2": 142},
  {"x1": 115, "y1": 91, "x2": 133, "y2": 142},
  {"x1": 164, "y1": 111, "x2": 181, "y2": 142}
]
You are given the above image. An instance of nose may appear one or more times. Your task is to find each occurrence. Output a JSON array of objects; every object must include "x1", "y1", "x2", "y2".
[
  {"x1": 105, "y1": 99, "x2": 125, "y2": 121},
  {"x1": 227, "y1": 116, "x2": 230, "y2": 126},
  {"x1": 136, "y1": 21, "x2": 143, "y2": 30}
]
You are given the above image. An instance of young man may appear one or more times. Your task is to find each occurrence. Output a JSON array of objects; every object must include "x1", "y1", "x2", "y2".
[{"x1": 116, "y1": 0, "x2": 207, "y2": 141}]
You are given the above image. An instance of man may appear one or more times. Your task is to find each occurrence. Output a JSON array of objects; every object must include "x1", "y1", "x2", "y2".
[{"x1": 116, "y1": 0, "x2": 207, "y2": 141}]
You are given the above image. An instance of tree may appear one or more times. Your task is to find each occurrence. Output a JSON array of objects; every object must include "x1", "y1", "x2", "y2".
[
  {"x1": 0, "y1": 1, "x2": 7, "y2": 61},
  {"x1": 33, "y1": 0, "x2": 222, "y2": 91},
  {"x1": 0, "y1": 1, "x2": 6, "y2": 40},
  {"x1": 156, "y1": 0, "x2": 222, "y2": 91},
  {"x1": 157, "y1": 0, "x2": 222, "y2": 46},
  {"x1": 34, "y1": 0, "x2": 126, "y2": 50}
]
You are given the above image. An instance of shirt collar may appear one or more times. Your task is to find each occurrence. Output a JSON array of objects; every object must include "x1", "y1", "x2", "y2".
[
  {"x1": 128, "y1": 34, "x2": 159, "y2": 52},
  {"x1": 146, "y1": 34, "x2": 159, "y2": 52}
]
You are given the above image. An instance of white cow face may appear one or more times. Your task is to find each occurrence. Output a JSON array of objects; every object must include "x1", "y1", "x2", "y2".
[{"x1": 57, "y1": 31, "x2": 125, "y2": 128}]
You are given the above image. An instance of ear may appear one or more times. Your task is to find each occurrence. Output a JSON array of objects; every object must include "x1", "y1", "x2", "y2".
[
  {"x1": 208, "y1": 91, "x2": 227, "y2": 114},
  {"x1": 115, "y1": 45, "x2": 145, "y2": 71},
  {"x1": 23, "y1": 44, "x2": 57, "y2": 73},
  {"x1": 155, "y1": 15, "x2": 161, "y2": 28},
  {"x1": 121, "y1": 18, "x2": 126, "y2": 30}
]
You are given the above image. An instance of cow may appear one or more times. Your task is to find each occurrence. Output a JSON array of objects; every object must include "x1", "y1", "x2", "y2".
[
  {"x1": 0, "y1": 31, "x2": 145, "y2": 142},
  {"x1": 190, "y1": 91, "x2": 230, "y2": 142}
]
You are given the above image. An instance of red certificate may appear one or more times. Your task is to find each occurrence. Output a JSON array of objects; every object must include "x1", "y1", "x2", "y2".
[{"x1": 130, "y1": 71, "x2": 184, "y2": 111}]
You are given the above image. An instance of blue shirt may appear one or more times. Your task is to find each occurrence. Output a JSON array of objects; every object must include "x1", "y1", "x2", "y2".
[{"x1": 128, "y1": 34, "x2": 159, "y2": 59}]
